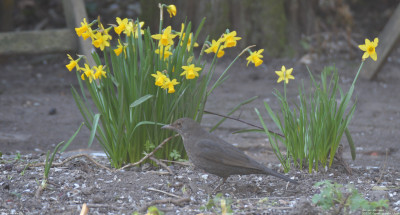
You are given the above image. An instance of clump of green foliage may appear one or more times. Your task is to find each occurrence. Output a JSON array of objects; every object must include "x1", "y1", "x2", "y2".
[
  {"x1": 201, "y1": 193, "x2": 233, "y2": 214},
  {"x1": 312, "y1": 180, "x2": 389, "y2": 214}
]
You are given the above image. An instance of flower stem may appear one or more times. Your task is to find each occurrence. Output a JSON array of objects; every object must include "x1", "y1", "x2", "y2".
[
  {"x1": 158, "y1": 3, "x2": 163, "y2": 34},
  {"x1": 351, "y1": 61, "x2": 364, "y2": 87},
  {"x1": 284, "y1": 80, "x2": 287, "y2": 101},
  {"x1": 207, "y1": 49, "x2": 243, "y2": 95}
]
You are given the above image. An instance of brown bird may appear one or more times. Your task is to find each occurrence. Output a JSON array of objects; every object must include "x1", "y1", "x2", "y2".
[{"x1": 162, "y1": 118, "x2": 299, "y2": 188}]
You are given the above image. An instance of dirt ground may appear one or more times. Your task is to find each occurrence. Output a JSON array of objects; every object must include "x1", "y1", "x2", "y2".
[
  {"x1": 1, "y1": 1, "x2": 400, "y2": 214},
  {"x1": 1, "y1": 48, "x2": 400, "y2": 214}
]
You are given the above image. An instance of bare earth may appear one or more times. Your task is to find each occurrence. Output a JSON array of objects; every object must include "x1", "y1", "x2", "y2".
[{"x1": 1, "y1": 47, "x2": 400, "y2": 214}]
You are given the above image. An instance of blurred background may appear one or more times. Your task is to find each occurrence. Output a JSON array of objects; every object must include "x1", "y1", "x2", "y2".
[{"x1": 1, "y1": 0, "x2": 398, "y2": 58}]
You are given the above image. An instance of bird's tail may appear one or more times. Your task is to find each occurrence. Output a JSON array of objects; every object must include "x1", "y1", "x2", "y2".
[{"x1": 260, "y1": 165, "x2": 299, "y2": 185}]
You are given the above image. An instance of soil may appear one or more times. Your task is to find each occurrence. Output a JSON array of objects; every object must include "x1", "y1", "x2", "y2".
[{"x1": 1, "y1": 1, "x2": 400, "y2": 214}]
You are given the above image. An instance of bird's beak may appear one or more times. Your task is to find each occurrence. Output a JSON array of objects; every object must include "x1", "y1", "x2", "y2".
[{"x1": 161, "y1": 124, "x2": 173, "y2": 130}]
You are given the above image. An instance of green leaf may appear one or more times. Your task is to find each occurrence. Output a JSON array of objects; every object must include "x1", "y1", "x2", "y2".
[
  {"x1": 345, "y1": 128, "x2": 356, "y2": 160},
  {"x1": 88, "y1": 114, "x2": 100, "y2": 147},
  {"x1": 60, "y1": 122, "x2": 84, "y2": 153},
  {"x1": 233, "y1": 129, "x2": 264, "y2": 134},
  {"x1": 130, "y1": 94, "x2": 153, "y2": 108}
]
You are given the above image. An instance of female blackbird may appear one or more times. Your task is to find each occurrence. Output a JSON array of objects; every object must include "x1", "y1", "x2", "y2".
[{"x1": 162, "y1": 118, "x2": 299, "y2": 186}]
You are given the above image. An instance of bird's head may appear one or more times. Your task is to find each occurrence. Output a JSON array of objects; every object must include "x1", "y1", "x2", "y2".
[{"x1": 161, "y1": 118, "x2": 199, "y2": 136}]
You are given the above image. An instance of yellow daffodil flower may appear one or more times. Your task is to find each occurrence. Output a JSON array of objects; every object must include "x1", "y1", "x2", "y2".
[
  {"x1": 205, "y1": 39, "x2": 225, "y2": 58},
  {"x1": 93, "y1": 65, "x2": 106, "y2": 80},
  {"x1": 92, "y1": 32, "x2": 112, "y2": 51},
  {"x1": 114, "y1": 39, "x2": 127, "y2": 57},
  {"x1": 80, "y1": 64, "x2": 96, "y2": 83},
  {"x1": 181, "y1": 64, "x2": 201, "y2": 79},
  {"x1": 151, "y1": 71, "x2": 168, "y2": 86},
  {"x1": 75, "y1": 18, "x2": 89, "y2": 37},
  {"x1": 275, "y1": 66, "x2": 294, "y2": 84},
  {"x1": 114, "y1": 17, "x2": 129, "y2": 35},
  {"x1": 246, "y1": 49, "x2": 264, "y2": 67},
  {"x1": 123, "y1": 21, "x2": 134, "y2": 36},
  {"x1": 166, "y1": 5, "x2": 177, "y2": 18},
  {"x1": 177, "y1": 24, "x2": 199, "y2": 51},
  {"x1": 151, "y1": 26, "x2": 177, "y2": 47},
  {"x1": 82, "y1": 27, "x2": 94, "y2": 40},
  {"x1": 222, "y1": 31, "x2": 241, "y2": 48},
  {"x1": 182, "y1": 33, "x2": 199, "y2": 51},
  {"x1": 66, "y1": 54, "x2": 81, "y2": 71},
  {"x1": 155, "y1": 45, "x2": 173, "y2": 60},
  {"x1": 177, "y1": 23, "x2": 185, "y2": 37},
  {"x1": 359, "y1": 38, "x2": 378, "y2": 61},
  {"x1": 162, "y1": 78, "x2": 179, "y2": 93},
  {"x1": 134, "y1": 21, "x2": 145, "y2": 38}
]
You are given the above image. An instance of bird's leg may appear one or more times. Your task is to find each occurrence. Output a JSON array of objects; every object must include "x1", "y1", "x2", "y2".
[{"x1": 211, "y1": 177, "x2": 227, "y2": 193}]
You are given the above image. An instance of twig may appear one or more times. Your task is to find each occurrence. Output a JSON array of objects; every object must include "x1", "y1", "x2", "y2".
[
  {"x1": 204, "y1": 110, "x2": 284, "y2": 137},
  {"x1": 149, "y1": 156, "x2": 174, "y2": 175},
  {"x1": 335, "y1": 193, "x2": 350, "y2": 215},
  {"x1": 29, "y1": 154, "x2": 112, "y2": 172},
  {"x1": 139, "y1": 197, "x2": 190, "y2": 212},
  {"x1": 159, "y1": 159, "x2": 191, "y2": 166},
  {"x1": 147, "y1": 171, "x2": 171, "y2": 175},
  {"x1": 148, "y1": 187, "x2": 182, "y2": 198},
  {"x1": 377, "y1": 149, "x2": 389, "y2": 184},
  {"x1": 28, "y1": 135, "x2": 179, "y2": 173},
  {"x1": 118, "y1": 134, "x2": 179, "y2": 171}
]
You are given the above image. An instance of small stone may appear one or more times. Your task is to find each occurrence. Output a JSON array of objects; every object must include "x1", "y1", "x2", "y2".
[{"x1": 48, "y1": 108, "x2": 57, "y2": 115}]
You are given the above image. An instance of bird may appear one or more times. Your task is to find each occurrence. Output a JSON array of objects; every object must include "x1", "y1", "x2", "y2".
[{"x1": 162, "y1": 118, "x2": 299, "y2": 190}]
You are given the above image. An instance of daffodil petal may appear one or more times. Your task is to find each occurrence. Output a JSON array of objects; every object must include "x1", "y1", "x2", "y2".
[
  {"x1": 362, "y1": 52, "x2": 369, "y2": 59},
  {"x1": 373, "y1": 38, "x2": 379, "y2": 46},
  {"x1": 358, "y1": 44, "x2": 367, "y2": 51},
  {"x1": 370, "y1": 52, "x2": 377, "y2": 61}
]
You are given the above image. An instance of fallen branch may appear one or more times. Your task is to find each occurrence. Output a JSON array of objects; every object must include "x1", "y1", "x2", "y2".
[
  {"x1": 148, "y1": 187, "x2": 182, "y2": 198},
  {"x1": 159, "y1": 159, "x2": 191, "y2": 166},
  {"x1": 118, "y1": 134, "x2": 179, "y2": 171},
  {"x1": 150, "y1": 156, "x2": 174, "y2": 175}
]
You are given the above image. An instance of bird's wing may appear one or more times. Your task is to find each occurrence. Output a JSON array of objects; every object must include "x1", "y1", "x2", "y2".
[{"x1": 194, "y1": 139, "x2": 260, "y2": 170}]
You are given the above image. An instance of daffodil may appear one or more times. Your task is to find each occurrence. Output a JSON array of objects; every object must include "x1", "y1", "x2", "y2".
[
  {"x1": 155, "y1": 45, "x2": 173, "y2": 60},
  {"x1": 246, "y1": 49, "x2": 264, "y2": 67},
  {"x1": 205, "y1": 39, "x2": 225, "y2": 58},
  {"x1": 359, "y1": 38, "x2": 378, "y2": 61},
  {"x1": 275, "y1": 66, "x2": 294, "y2": 84},
  {"x1": 151, "y1": 26, "x2": 177, "y2": 47},
  {"x1": 114, "y1": 39, "x2": 127, "y2": 57},
  {"x1": 92, "y1": 31, "x2": 112, "y2": 51},
  {"x1": 151, "y1": 71, "x2": 168, "y2": 86},
  {"x1": 134, "y1": 21, "x2": 145, "y2": 38},
  {"x1": 176, "y1": 24, "x2": 199, "y2": 51},
  {"x1": 75, "y1": 18, "x2": 89, "y2": 37},
  {"x1": 80, "y1": 64, "x2": 96, "y2": 83},
  {"x1": 66, "y1": 54, "x2": 81, "y2": 71},
  {"x1": 166, "y1": 5, "x2": 177, "y2": 18},
  {"x1": 93, "y1": 65, "x2": 106, "y2": 79},
  {"x1": 162, "y1": 78, "x2": 179, "y2": 93},
  {"x1": 222, "y1": 31, "x2": 241, "y2": 48},
  {"x1": 181, "y1": 64, "x2": 201, "y2": 79},
  {"x1": 114, "y1": 17, "x2": 129, "y2": 35},
  {"x1": 81, "y1": 27, "x2": 94, "y2": 40},
  {"x1": 182, "y1": 33, "x2": 199, "y2": 51},
  {"x1": 123, "y1": 21, "x2": 134, "y2": 36}
]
